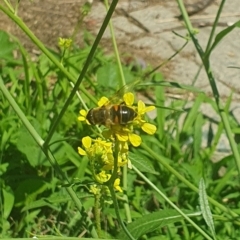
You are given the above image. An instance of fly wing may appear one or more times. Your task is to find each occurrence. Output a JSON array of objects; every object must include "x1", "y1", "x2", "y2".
[{"x1": 105, "y1": 80, "x2": 140, "y2": 105}]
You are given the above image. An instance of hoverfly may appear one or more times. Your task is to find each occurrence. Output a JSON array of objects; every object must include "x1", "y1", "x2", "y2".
[{"x1": 86, "y1": 81, "x2": 140, "y2": 127}]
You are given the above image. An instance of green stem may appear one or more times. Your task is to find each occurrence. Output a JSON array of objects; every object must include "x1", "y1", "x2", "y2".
[
  {"x1": 108, "y1": 139, "x2": 119, "y2": 185},
  {"x1": 141, "y1": 142, "x2": 239, "y2": 219},
  {"x1": 94, "y1": 191, "x2": 101, "y2": 238},
  {"x1": 18, "y1": 41, "x2": 30, "y2": 114},
  {"x1": 103, "y1": 0, "x2": 133, "y2": 225},
  {"x1": 45, "y1": 0, "x2": 119, "y2": 146},
  {"x1": 0, "y1": 76, "x2": 43, "y2": 146},
  {"x1": 123, "y1": 165, "x2": 132, "y2": 223},
  {"x1": 176, "y1": 0, "x2": 240, "y2": 179},
  {"x1": 133, "y1": 165, "x2": 212, "y2": 240},
  {"x1": 0, "y1": 4, "x2": 97, "y2": 142},
  {"x1": 0, "y1": 76, "x2": 98, "y2": 238},
  {"x1": 108, "y1": 186, "x2": 135, "y2": 240},
  {"x1": 145, "y1": 39, "x2": 188, "y2": 78},
  {"x1": 205, "y1": 0, "x2": 226, "y2": 53},
  {"x1": 104, "y1": 0, "x2": 126, "y2": 87},
  {"x1": 3, "y1": 0, "x2": 14, "y2": 12},
  {"x1": 106, "y1": 140, "x2": 134, "y2": 239}
]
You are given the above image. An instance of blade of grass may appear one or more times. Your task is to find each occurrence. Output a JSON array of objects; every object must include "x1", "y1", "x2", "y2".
[
  {"x1": 176, "y1": 0, "x2": 240, "y2": 180},
  {"x1": 104, "y1": 0, "x2": 126, "y2": 87},
  {"x1": 140, "y1": 142, "x2": 239, "y2": 220},
  {"x1": 45, "y1": 0, "x2": 120, "y2": 146},
  {"x1": 0, "y1": 76, "x2": 98, "y2": 238},
  {"x1": 182, "y1": 93, "x2": 204, "y2": 133},
  {"x1": 199, "y1": 178, "x2": 216, "y2": 240},
  {"x1": 18, "y1": 42, "x2": 30, "y2": 113},
  {"x1": 205, "y1": 0, "x2": 226, "y2": 53},
  {"x1": 132, "y1": 164, "x2": 212, "y2": 240},
  {"x1": 193, "y1": 113, "x2": 203, "y2": 159},
  {"x1": 155, "y1": 85, "x2": 165, "y2": 140}
]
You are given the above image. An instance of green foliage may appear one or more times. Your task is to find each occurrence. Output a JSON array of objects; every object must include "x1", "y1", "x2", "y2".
[{"x1": 1, "y1": 0, "x2": 240, "y2": 239}]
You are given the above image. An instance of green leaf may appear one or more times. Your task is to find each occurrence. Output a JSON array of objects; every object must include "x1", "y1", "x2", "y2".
[
  {"x1": 118, "y1": 209, "x2": 197, "y2": 239},
  {"x1": 194, "y1": 113, "x2": 203, "y2": 158},
  {"x1": 0, "y1": 162, "x2": 9, "y2": 176},
  {"x1": 0, "y1": 30, "x2": 17, "y2": 60},
  {"x1": 22, "y1": 192, "x2": 92, "y2": 211},
  {"x1": 96, "y1": 62, "x2": 134, "y2": 90},
  {"x1": 183, "y1": 93, "x2": 205, "y2": 133},
  {"x1": 155, "y1": 85, "x2": 165, "y2": 140},
  {"x1": 2, "y1": 187, "x2": 15, "y2": 219},
  {"x1": 199, "y1": 178, "x2": 216, "y2": 239},
  {"x1": 97, "y1": 62, "x2": 120, "y2": 90},
  {"x1": 206, "y1": 20, "x2": 240, "y2": 58},
  {"x1": 139, "y1": 81, "x2": 203, "y2": 93},
  {"x1": 14, "y1": 179, "x2": 49, "y2": 207},
  {"x1": 16, "y1": 123, "x2": 47, "y2": 167},
  {"x1": 129, "y1": 152, "x2": 157, "y2": 174}
]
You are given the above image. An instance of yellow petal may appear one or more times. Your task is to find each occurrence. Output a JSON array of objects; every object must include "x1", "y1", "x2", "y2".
[
  {"x1": 129, "y1": 133, "x2": 141, "y2": 147},
  {"x1": 78, "y1": 147, "x2": 86, "y2": 155},
  {"x1": 144, "y1": 105, "x2": 155, "y2": 112},
  {"x1": 116, "y1": 133, "x2": 129, "y2": 142},
  {"x1": 95, "y1": 171, "x2": 110, "y2": 183},
  {"x1": 82, "y1": 136, "x2": 92, "y2": 148},
  {"x1": 89, "y1": 185, "x2": 99, "y2": 195},
  {"x1": 98, "y1": 96, "x2": 109, "y2": 107},
  {"x1": 78, "y1": 116, "x2": 86, "y2": 121},
  {"x1": 123, "y1": 92, "x2": 134, "y2": 106},
  {"x1": 142, "y1": 123, "x2": 157, "y2": 135},
  {"x1": 80, "y1": 109, "x2": 87, "y2": 117},
  {"x1": 85, "y1": 119, "x2": 91, "y2": 125},
  {"x1": 128, "y1": 159, "x2": 132, "y2": 169},
  {"x1": 137, "y1": 100, "x2": 145, "y2": 112},
  {"x1": 114, "y1": 178, "x2": 123, "y2": 192}
]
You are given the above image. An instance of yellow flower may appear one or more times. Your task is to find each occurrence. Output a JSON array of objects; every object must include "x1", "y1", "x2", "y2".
[
  {"x1": 104, "y1": 125, "x2": 142, "y2": 147},
  {"x1": 137, "y1": 100, "x2": 155, "y2": 115},
  {"x1": 123, "y1": 92, "x2": 134, "y2": 106},
  {"x1": 114, "y1": 178, "x2": 123, "y2": 192},
  {"x1": 78, "y1": 136, "x2": 92, "y2": 156},
  {"x1": 95, "y1": 171, "x2": 111, "y2": 184},
  {"x1": 140, "y1": 121, "x2": 157, "y2": 135},
  {"x1": 89, "y1": 184, "x2": 100, "y2": 195},
  {"x1": 78, "y1": 109, "x2": 91, "y2": 125},
  {"x1": 58, "y1": 37, "x2": 72, "y2": 48},
  {"x1": 98, "y1": 96, "x2": 109, "y2": 107},
  {"x1": 78, "y1": 91, "x2": 156, "y2": 196},
  {"x1": 115, "y1": 129, "x2": 141, "y2": 147},
  {"x1": 134, "y1": 100, "x2": 157, "y2": 135},
  {"x1": 100, "y1": 94, "x2": 155, "y2": 145},
  {"x1": 78, "y1": 136, "x2": 129, "y2": 185}
]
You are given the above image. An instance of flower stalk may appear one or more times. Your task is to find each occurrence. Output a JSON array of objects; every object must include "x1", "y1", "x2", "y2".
[{"x1": 78, "y1": 90, "x2": 156, "y2": 234}]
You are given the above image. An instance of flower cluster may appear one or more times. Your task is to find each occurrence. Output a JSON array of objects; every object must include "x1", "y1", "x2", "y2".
[
  {"x1": 78, "y1": 136, "x2": 128, "y2": 192},
  {"x1": 79, "y1": 92, "x2": 156, "y2": 147},
  {"x1": 78, "y1": 91, "x2": 156, "y2": 194},
  {"x1": 58, "y1": 37, "x2": 72, "y2": 49}
]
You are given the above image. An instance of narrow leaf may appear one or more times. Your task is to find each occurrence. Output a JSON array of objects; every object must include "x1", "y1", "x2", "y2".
[
  {"x1": 139, "y1": 81, "x2": 202, "y2": 93},
  {"x1": 2, "y1": 187, "x2": 15, "y2": 219},
  {"x1": 118, "y1": 210, "x2": 199, "y2": 239},
  {"x1": 206, "y1": 20, "x2": 240, "y2": 58},
  {"x1": 199, "y1": 178, "x2": 216, "y2": 239},
  {"x1": 129, "y1": 152, "x2": 157, "y2": 174}
]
